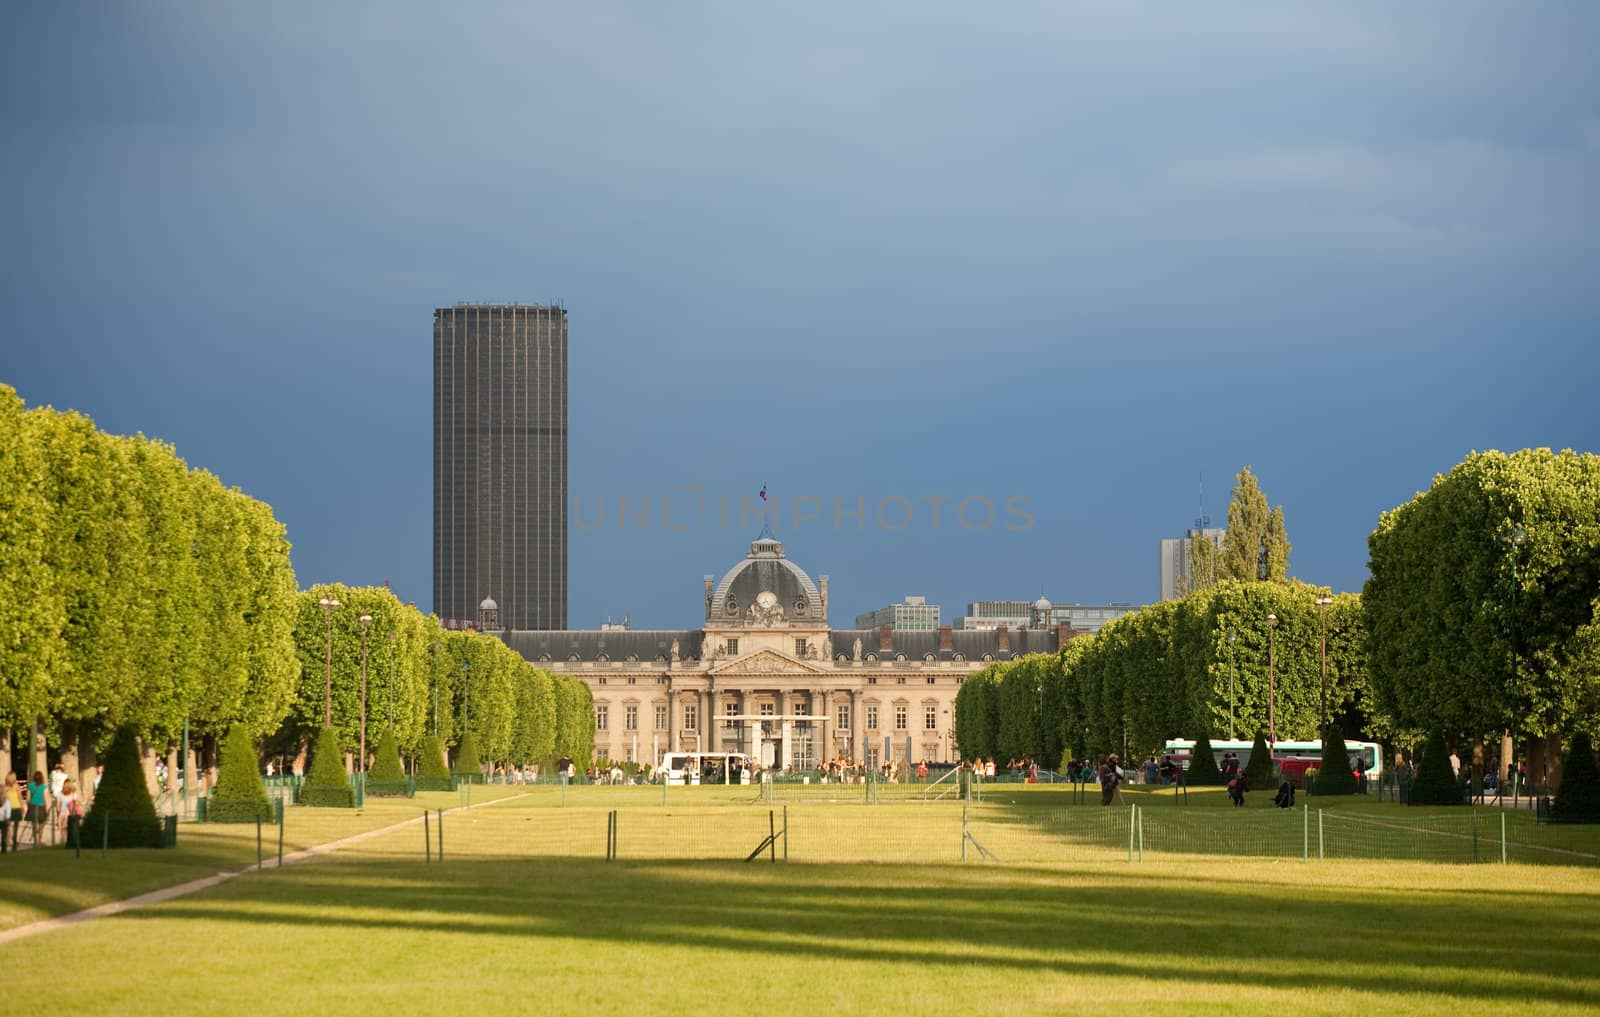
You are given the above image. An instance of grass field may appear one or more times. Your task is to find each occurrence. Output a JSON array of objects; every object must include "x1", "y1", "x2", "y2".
[{"x1": 2, "y1": 787, "x2": 1598, "y2": 1016}]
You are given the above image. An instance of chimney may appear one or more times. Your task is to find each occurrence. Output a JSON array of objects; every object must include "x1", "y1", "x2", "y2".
[
  {"x1": 1057, "y1": 623, "x2": 1072, "y2": 647},
  {"x1": 879, "y1": 624, "x2": 893, "y2": 652},
  {"x1": 939, "y1": 625, "x2": 953, "y2": 652},
  {"x1": 996, "y1": 624, "x2": 1010, "y2": 653},
  {"x1": 820, "y1": 576, "x2": 829, "y2": 620}
]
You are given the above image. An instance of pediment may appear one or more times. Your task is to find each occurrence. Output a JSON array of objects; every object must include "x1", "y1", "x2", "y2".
[{"x1": 709, "y1": 648, "x2": 830, "y2": 676}]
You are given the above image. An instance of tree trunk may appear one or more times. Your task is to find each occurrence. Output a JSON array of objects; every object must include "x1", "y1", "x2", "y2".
[
  {"x1": 59, "y1": 720, "x2": 80, "y2": 794},
  {"x1": 1545, "y1": 731, "x2": 1565, "y2": 794},
  {"x1": 78, "y1": 729, "x2": 99, "y2": 806},
  {"x1": 139, "y1": 738, "x2": 160, "y2": 797},
  {"x1": 1500, "y1": 731, "x2": 1514, "y2": 786},
  {"x1": 292, "y1": 737, "x2": 308, "y2": 777},
  {"x1": 0, "y1": 728, "x2": 10, "y2": 773},
  {"x1": 31, "y1": 719, "x2": 47, "y2": 780},
  {"x1": 1471, "y1": 734, "x2": 1485, "y2": 797},
  {"x1": 344, "y1": 750, "x2": 354, "y2": 775},
  {"x1": 202, "y1": 733, "x2": 219, "y2": 790},
  {"x1": 1526, "y1": 736, "x2": 1547, "y2": 796}
]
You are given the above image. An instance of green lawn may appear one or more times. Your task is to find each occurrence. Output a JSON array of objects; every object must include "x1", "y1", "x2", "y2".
[{"x1": 3, "y1": 788, "x2": 1598, "y2": 1015}]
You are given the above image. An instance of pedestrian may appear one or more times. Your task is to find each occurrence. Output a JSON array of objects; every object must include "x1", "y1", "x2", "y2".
[
  {"x1": 58, "y1": 779, "x2": 82, "y2": 840},
  {"x1": 2, "y1": 773, "x2": 21, "y2": 852},
  {"x1": 1097, "y1": 756, "x2": 1118, "y2": 806},
  {"x1": 1228, "y1": 771, "x2": 1247, "y2": 807},
  {"x1": 1110, "y1": 755, "x2": 1126, "y2": 805},
  {"x1": 26, "y1": 771, "x2": 49, "y2": 845}
]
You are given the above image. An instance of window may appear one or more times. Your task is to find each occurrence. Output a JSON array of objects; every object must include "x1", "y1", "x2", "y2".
[
  {"x1": 726, "y1": 638, "x2": 739, "y2": 656},
  {"x1": 760, "y1": 703, "x2": 775, "y2": 716},
  {"x1": 925, "y1": 707, "x2": 938, "y2": 730},
  {"x1": 595, "y1": 705, "x2": 609, "y2": 731},
  {"x1": 683, "y1": 705, "x2": 697, "y2": 729},
  {"x1": 897, "y1": 676, "x2": 906, "y2": 684},
  {"x1": 654, "y1": 706, "x2": 668, "y2": 730},
  {"x1": 927, "y1": 676, "x2": 936, "y2": 684},
  {"x1": 725, "y1": 702, "x2": 737, "y2": 717},
  {"x1": 895, "y1": 706, "x2": 908, "y2": 730},
  {"x1": 866, "y1": 706, "x2": 879, "y2": 730},
  {"x1": 868, "y1": 677, "x2": 877, "y2": 685},
  {"x1": 837, "y1": 706, "x2": 850, "y2": 731},
  {"x1": 795, "y1": 638, "x2": 807, "y2": 657},
  {"x1": 625, "y1": 705, "x2": 638, "y2": 731}
]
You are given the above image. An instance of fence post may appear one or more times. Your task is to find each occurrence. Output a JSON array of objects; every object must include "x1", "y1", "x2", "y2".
[
  {"x1": 1472, "y1": 810, "x2": 1480, "y2": 863},
  {"x1": 768, "y1": 810, "x2": 777, "y2": 863},
  {"x1": 1127, "y1": 804, "x2": 1135, "y2": 863},
  {"x1": 437, "y1": 808, "x2": 444, "y2": 860},
  {"x1": 1302, "y1": 805, "x2": 1309, "y2": 862},
  {"x1": 1501, "y1": 811, "x2": 1507, "y2": 864},
  {"x1": 1318, "y1": 808, "x2": 1324, "y2": 861},
  {"x1": 424, "y1": 809, "x2": 431, "y2": 862},
  {"x1": 961, "y1": 805, "x2": 968, "y2": 862},
  {"x1": 277, "y1": 810, "x2": 284, "y2": 867},
  {"x1": 256, "y1": 816, "x2": 263, "y2": 869},
  {"x1": 782, "y1": 806, "x2": 788, "y2": 862},
  {"x1": 1137, "y1": 804, "x2": 1144, "y2": 862}
]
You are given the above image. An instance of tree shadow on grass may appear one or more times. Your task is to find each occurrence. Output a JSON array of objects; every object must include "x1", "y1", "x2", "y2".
[{"x1": 120, "y1": 859, "x2": 1600, "y2": 1009}]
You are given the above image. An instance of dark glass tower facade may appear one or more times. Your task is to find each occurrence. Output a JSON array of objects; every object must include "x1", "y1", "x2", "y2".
[{"x1": 434, "y1": 304, "x2": 567, "y2": 630}]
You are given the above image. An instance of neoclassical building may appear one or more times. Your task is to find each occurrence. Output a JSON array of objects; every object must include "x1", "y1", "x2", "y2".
[{"x1": 498, "y1": 534, "x2": 1082, "y2": 768}]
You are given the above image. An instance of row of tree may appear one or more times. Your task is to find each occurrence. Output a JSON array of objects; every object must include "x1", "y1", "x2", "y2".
[
  {"x1": 1, "y1": 385, "x2": 593, "y2": 788},
  {"x1": 955, "y1": 580, "x2": 1365, "y2": 765}
]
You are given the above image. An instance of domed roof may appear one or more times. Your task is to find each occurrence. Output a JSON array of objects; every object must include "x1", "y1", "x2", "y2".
[
  {"x1": 480, "y1": 596, "x2": 499, "y2": 611},
  {"x1": 1033, "y1": 595, "x2": 1051, "y2": 611},
  {"x1": 711, "y1": 534, "x2": 824, "y2": 626}
]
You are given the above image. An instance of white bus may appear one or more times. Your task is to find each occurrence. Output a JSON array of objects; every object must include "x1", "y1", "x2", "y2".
[
  {"x1": 661, "y1": 751, "x2": 751, "y2": 786},
  {"x1": 1162, "y1": 738, "x2": 1383, "y2": 784}
]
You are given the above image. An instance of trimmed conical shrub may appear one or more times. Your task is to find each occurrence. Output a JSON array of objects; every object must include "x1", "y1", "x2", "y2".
[
  {"x1": 81, "y1": 726, "x2": 165, "y2": 848},
  {"x1": 1185, "y1": 733, "x2": 1225, "y2": 786},
  {"x1": 452, "y1": 731, "x2": 483, "y2": 784},
  {"x1": 366, "y1": 727, "x2": 409, "y2": 797},
  {"x1": 1409, "y1": 728, "x2": 1464, "y2": 806},
  {"x1": 1313, "y1": 725, "x2": 1358, "y2": 796},
  {"x1": 207, "y1": 726, "x2": 273, "y2": 822},
  {"x1": 1552, "y1": 732, "x2": 1600, "y2": 823},
  {"x1": 301, "y1": 727, "x2": 355, "y2": 808},
  {"x1": 415, "y1": 734, "x2": 452, "y2": 791},
  {"x1": 1243, "y1": 731, "x2": 1276, "y2": 789}
]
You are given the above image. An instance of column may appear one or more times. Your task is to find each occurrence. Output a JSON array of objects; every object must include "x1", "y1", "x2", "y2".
[
  {"x1": 849, "y1": 688, "x2": 861, "y2": 763},
  {"x1": 669, "y1": 688, "x2": 681, "y2": 754},
  {"x1": 815, "y1": 688, "x2": 828, "y2": 765}
]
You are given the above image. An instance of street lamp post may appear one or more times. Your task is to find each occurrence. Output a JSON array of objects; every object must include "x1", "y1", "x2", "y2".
[
  {"x1": 318, "y1": 595, "x2": 341, "y2": 727},
  {"x1": 1506, "y1": 525, "x2": 1527, "y2": 790},
  {"x1": 359, "y1": 613, "x2": 373, "y2": 773},
  {"x1": 1266, "y1": 613, "x2": 1279, "y2": 746},
  {"x1": 1315, "y1": 597, "x2": 1333, "y2": 737},
  {"x1": 1226, "y1": 628, "x2": 1239, "y2": 741},
  {"x1": 462, "y1": 656, "x2": 472, "y2": 729}
]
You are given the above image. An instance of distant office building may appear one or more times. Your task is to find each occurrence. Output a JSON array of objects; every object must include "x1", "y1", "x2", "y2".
[
  {"x1": 1159, "y1": 527, "x2": 1226, "y2": 601},
  {"x1": 434, "y1": 303, "x2": 568, "y2": 631},
  {"x1": 855, "y1": 596, "x2": 940, "y2": 630},
  {"x1": 955, "y1": 598, "x2": 1138, "y2": 634}
]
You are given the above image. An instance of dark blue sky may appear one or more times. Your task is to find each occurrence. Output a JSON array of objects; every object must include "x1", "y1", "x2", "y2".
[{"x1": 3, "y1": 3, "x2": 1596, "y2": 628}]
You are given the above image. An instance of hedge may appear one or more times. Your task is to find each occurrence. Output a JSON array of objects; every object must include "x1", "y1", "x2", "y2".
[
  {"x1": 207, "y1": 725, "x2": 274, "y2": 822},
  {"x1": 366, "y1": 727, "x2": 410, "y2": 797},
  {"x1": 1185, "y1": 733, "x2": 1225, "y2": 786},
  {"x1": 1551, "y1": 731, "x2": 1600, "y2": 823},
  {"x1": 452, "y1": 731, "x2": 483, "y2": 784},
  {"x1": 80, "y1": 726, "x2": 165, "y2": 848},
  {"x1": 1242, "y1": 731, "x2": 1276, "y2": 789},
  {"x1": 1409, "y1": 728, "x2": 1463, "y2": 806},
  {"x1": 414, "y1": 734, "x2": 453, "y2": 792},
  {"x1": 301, "y1": 727, "x2": 355, "y2": 808},
  {"x1": 1313, "y1": 724, "x2": 1357, "y2": 796}
]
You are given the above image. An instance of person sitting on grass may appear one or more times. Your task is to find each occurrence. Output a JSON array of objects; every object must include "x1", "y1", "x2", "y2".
[
  {"x1": 1227, "y1": 770, "x2": 1247, "y2": 807},
  {"x1": 1273, "y1": 780, "x2": 1295, "y2": 809}
]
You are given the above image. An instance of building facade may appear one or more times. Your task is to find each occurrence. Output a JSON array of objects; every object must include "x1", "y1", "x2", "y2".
[
  {"x1": 497, "y1": 535, "x2": 1080, "y2": 768},
  {"x1": 955, "y1": 599, "x2": 1138, "y2": 634},
  {"x1": 434, "y1": 303, "x2": 568, "y2": 630},
  {"x1": 1159, "y1": 527, "x2": 1225, "y2": 601},
  {"x1": 854, "y1": 596, "x2": 940, "y2": 630}
]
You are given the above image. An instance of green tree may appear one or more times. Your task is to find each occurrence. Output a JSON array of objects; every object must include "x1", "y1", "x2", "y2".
[
  {"x1": 301, "y1": 727, "x2": 354, "y2": 808},
  {"x1": 1409, "y1": 729, "x2": 1464, "y2": 806},
  {"x1": 80, "y1": 727, "x2": 164, "y2": 848},
  {"x1": 1222, "y1": 467, "x2": 1291, "y2": 582},
  {"x1": 1243, "y1": 731, "x2": 1276, "y2": 789},
  {"x1": 416, "y1": 734, "x2": 452, "y2": 792},
  {"x1": 1551, "y1": 732, "x2": 1600, "y2": 823},
  {"x1": 453, "y1": 731, "x2": 483, "y2": 783},
  {"x1": 366, "y1": 727, "x2": 409, "y2": 797},
  {"x1": 1314, "y1": 724, "x2": 1357, "y2": 796},
  {"x1": 1186, "y1": 732, "x2": 1224, "y2": 786},
  {"x1": 207, "y1": 726, "x2": 273, "y2": 822}
]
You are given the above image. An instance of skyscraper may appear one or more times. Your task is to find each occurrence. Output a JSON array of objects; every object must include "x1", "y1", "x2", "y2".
[{"x1": 434, "y1": 303, "x2": 567, "y2": 630}]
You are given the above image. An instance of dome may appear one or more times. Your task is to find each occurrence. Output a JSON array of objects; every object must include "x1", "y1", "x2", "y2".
[
  {"x1": 480, "y1": 596, "x2": 499, "y2": 611},
  {"x1": 711, "y1": 535, "x2": 824, "y2": 626},
  {"x1": 1033, "y1": 595, "x2": 1051, "y2": 612}
]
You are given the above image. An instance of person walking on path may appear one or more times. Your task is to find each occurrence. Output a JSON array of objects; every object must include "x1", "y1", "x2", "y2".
[
  {"x1": 57, "y1": 779, "x2": 81, "y2": 840},
  {"x1": 26, "y1": 771, "x2": 49, "y2": 846},
  {"x1": 2, "y1": 773, "x2": 22, "y2": 853}
]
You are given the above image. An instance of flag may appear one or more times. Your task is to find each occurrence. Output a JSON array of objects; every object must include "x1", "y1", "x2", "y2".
[{"x1": 759, "y1": 484, "x2": 767, "y2": 502}]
